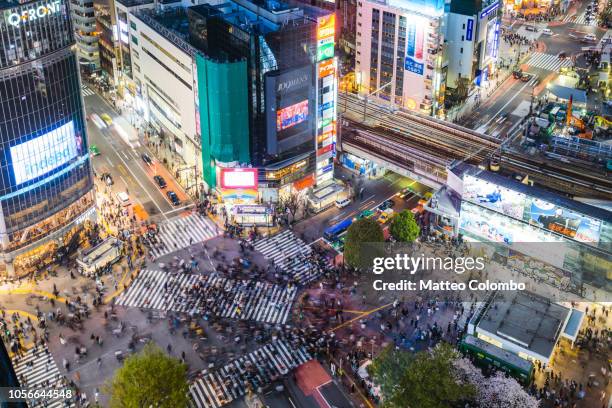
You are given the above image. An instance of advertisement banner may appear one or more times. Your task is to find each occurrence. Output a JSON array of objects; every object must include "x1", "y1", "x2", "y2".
[
  {"x1": 528, "y1": 199, "x2": 601, "y2": 243},
  {"x1": 405, "y1": 22, "x2": 424, "y2": 75},
  {"x1": 11, "y1": 121, "x2": 78, "y2": 185},
  {"x1": 220, "y1": 168, "x2": 258, "y2": 190},
  {"x1": 277, "y1": 100, "x2": 309, "y2": 131},
  {"x1": 462, "y1": 175, "x2": 527, "y2": 220},
  {"x1": 317, "y1": 43, "x2": 335, "y2": 62},
  {"x1": 318, "y1": 59, "x2": 335, "y2": 78},
  {"x1": 466, "y1": 18, "x2": 474, "y2": 41}
]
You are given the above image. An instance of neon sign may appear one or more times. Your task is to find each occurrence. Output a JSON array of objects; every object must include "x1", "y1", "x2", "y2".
[{"x1": 6, "y1": 1, "x2": 62, "y2": 27}]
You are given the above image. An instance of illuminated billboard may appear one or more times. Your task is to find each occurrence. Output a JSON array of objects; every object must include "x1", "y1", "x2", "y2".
[
  {"x1": 405, "y1": 20, "x2": 425, "y2": 76},
  {"x1": 277, "y1": 100, "x2": 309, "y2": 131},
  {"x1": 462, "y1": 174, "x2": 527, "y2": 220},
  {"x1": 220, "y1": 168, "x2": 258, "y2": 190},
  {"x1": 317, "y1": 15, "x2": 335, "y2": 62},
  {"x1": 529, "y1": 199, "x2": 601, "y2": 243},
  {"x1": 10, "y1": 121, "x2": 78, "y2": 185},
  {"x1": 485, "y1": 19, "x2": 499, "y2": 60}
]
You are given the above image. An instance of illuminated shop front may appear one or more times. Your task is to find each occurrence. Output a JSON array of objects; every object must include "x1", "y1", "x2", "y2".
[
  {"x1": 340, "y1": 152, "x2": 384, "y2": 177},
  {"x1": 0, "y1": 0, "x2": 95, "y2": 277}
]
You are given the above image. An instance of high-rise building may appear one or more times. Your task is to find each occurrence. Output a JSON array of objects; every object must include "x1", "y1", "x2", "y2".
[
  {"x1": 70, "y1": 0, "x2": 100, "y2": 70},
  {"x1": 355, "y1": 0, "x2": 446, "y2": 116},
  {"x1": 0, "y1": 0, "x2": 96, "y2": 277},
  {"x1": 96, "y1": 3, "x2": 120, "y2": 86},
  {"x1": 445, "y1": 0, "x2": 500, "y2": 90},
  {"x1": 124, "y1": 0, "x2": 338, "y2": 210}
]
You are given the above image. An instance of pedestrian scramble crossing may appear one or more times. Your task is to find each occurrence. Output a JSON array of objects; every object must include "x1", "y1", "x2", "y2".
[
  {"x1": 116, "y1": 269, "x2": 297, "y2": 324},
  {"x1": 12, "y1": 346, "x2": 75, "y2": 408},
  {"x1": 252, "y1": 229, "x2": 322, "y2": 284},
  {"x1": 149, "y1": 214, "x2": 218, "y2": 258},
  {"x1": 524, "y1": 52, "x2": 573, "y2": 72},
  {"x1": 81, "y1": 86, "x2": 95, "y2": 97},
  {"x1": 189, "y1": 339, "x2": 311, "y2": 408}
]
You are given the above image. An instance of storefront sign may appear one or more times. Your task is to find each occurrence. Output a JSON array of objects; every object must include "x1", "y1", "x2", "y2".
[{"x1": 6, "y1": 1, "x2": 62, "y2": 27}]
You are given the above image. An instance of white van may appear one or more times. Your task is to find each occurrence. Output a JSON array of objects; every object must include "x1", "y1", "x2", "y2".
[
  {"x1": 541, "y1": 28, "x2": 553, "y2": 36},
  {"x1": 117, "y1": 191, "x2": 130, "y2": 206},
  {"x1": 335, "y1": 198, "x2": 351, "y2": 209}
]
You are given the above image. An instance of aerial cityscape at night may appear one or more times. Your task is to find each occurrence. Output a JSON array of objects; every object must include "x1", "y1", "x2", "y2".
[{"x1": 0, "y1": 0, "x2": 610, "y2": 406}]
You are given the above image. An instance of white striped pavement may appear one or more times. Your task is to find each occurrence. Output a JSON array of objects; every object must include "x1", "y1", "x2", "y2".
[
  {"x1": 12, "y1": 346, "x2": 75, "y2": 408},
  {"x1": 252, "y1": 229, "x2": 323, "y2": 284},
  {"x1": 563, "y1": 12, "x2": 596, "y2": 26},
  {"x1": 189, "y1": 339, "x2": 311, "y2": 408},
  {"x1": 116, "y1": 269, "x2": 296, "y2": 324},
  {"x1": 81, "y1": 86, "x2": 95, "y2": 97},
  {"x1": 149, "y1": 214, "x2": 218, "y2": 258},
  {"x1": 524, "y1": 52, "x2": 573, "y2": 72}
]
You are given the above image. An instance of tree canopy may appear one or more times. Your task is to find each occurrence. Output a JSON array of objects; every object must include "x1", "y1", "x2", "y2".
[
  {"x1": 389, "y1": 210, "x2": 420, "y2": 243},
  {"x1": 105, "y1": 343, "x2": 190, "y2": 408},
  {"x1": 343, "y1": 217, "x2": 384, "y2": 268},
  {"x1": 368, "y1": 343, "x2": 475, "y2": 408}
]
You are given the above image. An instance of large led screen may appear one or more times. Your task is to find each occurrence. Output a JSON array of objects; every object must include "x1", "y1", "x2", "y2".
[
  {"x1": 462, "y1": 174, "x2": 527, "y2": 220},
  {"x1": 277, "y1": 100, "x2": 309, "y2": 131},
  {"x1": 528, "y1": 199, "x2": 601, "y2": 243},
  {"x1": 10, "y1": 121, "x2": 78, "y2": 185},
  {"x1": 220, "y1": 168, "x2": 258, "y2": 189}
]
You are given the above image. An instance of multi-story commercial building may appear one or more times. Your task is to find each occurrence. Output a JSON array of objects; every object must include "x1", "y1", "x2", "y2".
[
  {"x1": 125, "y1": 0, "x2": 338, "y2": 211},
  {"x1": 96, "y1": 3, "x2": 120, "y2": 86},
  {"x1": 70, "y1": 0, "x2": 100, "y2": 70},
  {"x1": 445, "y1": 0, "x2": 500, "y2": 90},
  {"x1": 0, "y1": 0, "x2": 96, "y2": 277},
  {"x1": 355, "y1": 0, "x2": 446, "y2": 116}
]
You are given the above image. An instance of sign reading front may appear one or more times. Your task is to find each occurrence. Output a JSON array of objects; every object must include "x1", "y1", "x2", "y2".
[{"x1": 6, "y1": 1, "x2": 62, "y2": 27}]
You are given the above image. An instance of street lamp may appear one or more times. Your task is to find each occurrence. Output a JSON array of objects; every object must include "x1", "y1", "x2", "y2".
[{"x1": 363, "y1": 81, "x2": 394, "y2": 120}]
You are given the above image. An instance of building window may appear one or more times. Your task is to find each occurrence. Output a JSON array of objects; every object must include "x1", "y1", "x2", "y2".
[
  {"x1": 130, "y1": 21, "x2": 137, "y2": 30},
  {"x1": 462, "y1": 23, "x2": 465, "y2": 29},
  {"x1": 131, "y1": 35, "x2": 138, "y2": 45},
  {"x1": 460, "y1": 47, "x2": 463, "y2": 54},
  {"x1": 461, "y1": 35, "x2": 464, "y2": 41}
]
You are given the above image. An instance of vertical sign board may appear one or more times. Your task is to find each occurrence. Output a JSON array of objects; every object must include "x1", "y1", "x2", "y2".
[
  {"x1": 404, "y1": 22, "x2": 424, "y2": 75},
  {"x1": 315, "y1": 14, "x2": 337, "y2": 185},
  {"x1": 466, "y1": 18, "x2": 474, "y2": 41}
]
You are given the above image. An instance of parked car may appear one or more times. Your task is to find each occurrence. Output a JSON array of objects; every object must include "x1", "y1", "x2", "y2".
[
  {"x1": 378, "y1": 199, "x2": 395, "y2": 211},
  {"x1": 166, "y1": 190, "x2": 180, "y2": 206},
  {"x1": 377, "y1": 209, "x2": 394, "y2": 224},
  {"x1": 335, "y1": 198, "x2": 351, "y2": 208},
  {"x1": 141, "y1": 153, "x2": 153, "y2": 166},
  {"x1": 153, "y1": 175, "x2": 167, "y2": 188}
]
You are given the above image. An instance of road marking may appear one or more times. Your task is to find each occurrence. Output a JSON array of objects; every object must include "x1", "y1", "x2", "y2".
[
  {"x1": 117, "y1": 164, "x2": 128, "y2": 177},
  {"x1": 105, "y1": 156, "x2": 113, "y2": 167},
  {"x1": 163, "y1": 205, "x2": 194, "y2": 215},
  {"x1": 482, "y1": 79, "x2": 532, "y2": 127}
]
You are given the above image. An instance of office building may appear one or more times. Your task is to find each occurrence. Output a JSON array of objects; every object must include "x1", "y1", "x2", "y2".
[
  {"x1": 355, "y1": 0, "x2": 446, "y2": 116},
  {"x1": 70, "y1": 0, "x2": 100, "y2": 71},
  {"x1": 126, "y1": 0, "x2": 338, "y2": 210},
  {"x1": 445, "y1": 0, "x2": 500, "y2": 90},
  {"x1": 0, "y1": 0, "x2": 96, "y2": 277}
]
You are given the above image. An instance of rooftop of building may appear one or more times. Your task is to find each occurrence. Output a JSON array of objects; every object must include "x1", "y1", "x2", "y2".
[
  {"x1": 476, "y1": 291, "x2": 570, "y2": 360},
  {"x1": 452, "y1": 163, "x2": 612, "y2": 224}
]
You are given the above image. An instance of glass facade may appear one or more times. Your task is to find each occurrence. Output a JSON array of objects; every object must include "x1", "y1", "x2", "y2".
[{"x1": 0, "y1": 0, "x2": 94, "y2": 275}]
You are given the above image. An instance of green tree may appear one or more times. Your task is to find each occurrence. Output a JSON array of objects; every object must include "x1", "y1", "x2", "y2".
[
  {"x1": 369, "y1": 343, "x2": 475, "y2": 408},
  {"x1": 105, "y1": 343, "x2": 190, "y2": 408},
  {"x1": 389, "y1": 210, "x2": 420, "y2": 243},
  {"x1": 343, "y1": 217, "x2": 384, "y2": 268}
]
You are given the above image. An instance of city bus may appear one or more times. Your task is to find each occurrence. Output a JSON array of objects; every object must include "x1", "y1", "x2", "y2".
[
  {"x1": 323, "y1": 218, "x2": 353, "y2": 242},
  {"x1": 459, "y1": 334, "x2": 534, "y2": 385}
]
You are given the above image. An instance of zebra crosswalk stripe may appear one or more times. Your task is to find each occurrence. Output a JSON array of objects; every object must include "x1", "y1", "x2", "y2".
[
  {"x1": 189, "y1": 339, "x2": 311, "y2": 408},
  {"x1": 116, "y1": 270, "x2": 297, "y2": 324},
  {"x1": 81, "y1": 86, "x2": 95, "y2": 97},
  {"x1": 149, "y1": 214, "x2": 218, "y2": 258},
  {"x1": 525, "y1": 52, "x2": 573, "y2": 72},
  {"x1": 252, "y1": 230, "x2": 325, "y2": 284},
  {"x1": 12, "y1": 346, "x2": 76, "y2": 408}
]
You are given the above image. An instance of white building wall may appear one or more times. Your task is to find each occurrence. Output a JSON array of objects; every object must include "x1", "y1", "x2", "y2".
[
  {"x1": 130, "y1": 15, "x2": 198, "y2": 168},
  {"x1": 445, "y1": 13, "x2": 475, "y2": 88},
  {"x1": 355, "y1": 0, "x2": 444, "y2": 115}
]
